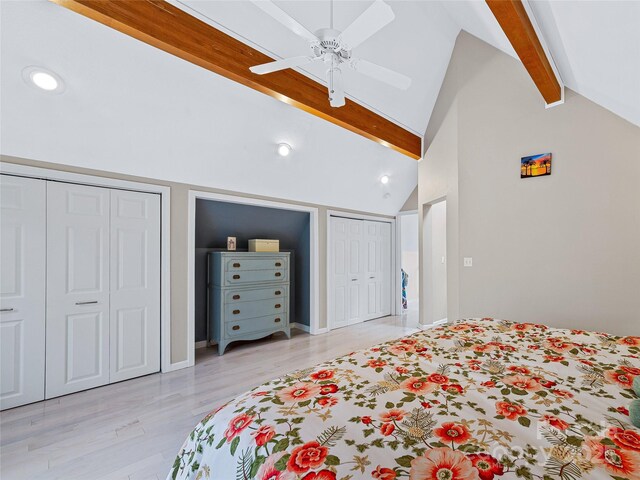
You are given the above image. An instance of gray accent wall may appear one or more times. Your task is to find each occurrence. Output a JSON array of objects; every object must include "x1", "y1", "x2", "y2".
[
  {"x1": 419, "y1": 32, "x2": 640, "y2": 335},
  {"x1": 194, "y1": 199, "x2": 311, "y2": 342}
]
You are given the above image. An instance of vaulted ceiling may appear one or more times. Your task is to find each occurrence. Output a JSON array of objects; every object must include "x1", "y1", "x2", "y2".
[{"x1": 1, "y1": 1, "x2": 638, "y2": 216}]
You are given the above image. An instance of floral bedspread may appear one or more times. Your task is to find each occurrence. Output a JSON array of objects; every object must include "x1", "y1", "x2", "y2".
[{"x1": 170, "y1": 318, "x2": 640, "y2": 480}]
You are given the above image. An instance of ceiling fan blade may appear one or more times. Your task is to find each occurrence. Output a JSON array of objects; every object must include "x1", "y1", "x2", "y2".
[
  {"x1": 328, "y1": 68, "x2": 345, "y2": 108},
  {"x1": 250, "y1": 56, "x2": 316, "y2": 75},
  {"x1": 338, "y1": 0, "x2": 395, "y2": 50},
  {"x1": 251, "y1": 1, "x2": 319, "y2": 43},
  {"x1": 350, "y1": 58, "x2": 411, "y2": 90}
]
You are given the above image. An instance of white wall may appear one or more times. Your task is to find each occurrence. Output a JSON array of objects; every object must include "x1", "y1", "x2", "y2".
[
  {"x1": 419, "y1": 32, "x2": 640, "y2": 336},
  {"x1": 421, "y1": 201, "x2": 448, "y2": 324}
]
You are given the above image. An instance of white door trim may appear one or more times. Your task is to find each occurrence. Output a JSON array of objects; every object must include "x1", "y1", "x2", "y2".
[
  {"x1": 326, "y1": 209, "x2": 397, "y2": 331},
  {"x1": 187, "y1": 190, "x2": 321, "y2": 367},
  {"x1": 0, "y1": 162, "x2": 174, "y2": 373}
]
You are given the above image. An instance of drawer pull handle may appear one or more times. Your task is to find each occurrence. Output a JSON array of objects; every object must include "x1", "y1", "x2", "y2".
[
  {"x1": 275, "y1": 262, "x2": 282, "y2": 267},
  {"x1": 274, "y1": 318, "x2": 281, "y2": 323},
  {"x1": 232, "y1": 325, "x2": 240, "y2": 331},
  {"x1": 0, "y1": 308, "x2": 14, "y2": 312},
  {"x1": 275, "y1": 304, "x2": 281, "y2": 309},
  {"x1": 275, "y1": 290, "x2": 282, "y2": 295},
  {"x1": 275, "y1": 272, "x2": 282, "y2": 277},
  {"x1": 233, "y1": 309, "x2": 240, "y2": 315},
  {"x1": 76, "y1": 301, "x2": 98, "y2": 305},
  {"x1": 233, "y1": 275, "x2": 241, "y2": 280},
  {"x1": 232, "y1": 294, "x2": 241, "y2": 300},
  {"x1": 233, "y1": 263, "x2": 241, "y2": 268}
]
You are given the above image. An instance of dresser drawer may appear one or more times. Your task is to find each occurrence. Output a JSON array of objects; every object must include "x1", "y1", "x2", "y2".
[
  {"x1": 225, "y1": 285, "x2": 288, "y2": 304},
  {"x1": 225, "y1": 314, "x2": 288, "y2": 339},
  {"x1": 225, "y1": 297, "x2": 286, "y2": 321},
  {"x1": 225, "y1": 256, "x2": 288, "y2": 272},
  {"x1": 224, "y1": 269, "x2": 287, "y2": 285}
]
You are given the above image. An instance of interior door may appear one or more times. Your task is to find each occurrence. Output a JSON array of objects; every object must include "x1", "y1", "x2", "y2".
[
  {"x1": 364, "y1": 220, "x2": 392, "y2": 320},
  {"x1": 378, "y1": 221, "x2": 392, "y2": 316},
  {"x1": 109, "y1": 189, "x2": 160, "y2": 382},
  {"x1": 364, "y1": 221, "x2": 379, "y2": 319},
  {"x1": 0, "y1": 175, "x2": 46, "y2": 410},
  {"x1": 329, "y1": 216, "x2": 349, "y2": 329},
  {"x1": 346, "y1": 219, "x2": 365, "y2": 325},
  {"x1": 46, "y1": 182, "x2": 111, "y2": 398}
]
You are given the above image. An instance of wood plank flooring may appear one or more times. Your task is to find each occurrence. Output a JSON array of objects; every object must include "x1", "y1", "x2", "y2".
[{"x1": 0, "y1": 314, "x2": 418, "y2": 480}]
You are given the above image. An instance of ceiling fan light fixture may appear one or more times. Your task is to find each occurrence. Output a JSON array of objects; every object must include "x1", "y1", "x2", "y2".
[
  {"x1": 22, "y1": 66, "x2": 65, "y2": 94},
  {"x1": 277, "y1": 143, "x2": 292, "y2": 157}
]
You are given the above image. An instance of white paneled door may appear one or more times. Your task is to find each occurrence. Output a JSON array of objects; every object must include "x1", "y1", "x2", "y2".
[
  {"x1": 109, "y1": 189, "x2": 160, "y2": 383},
  {"x1": 46, "y1": 182, "x2": 112, "y2": 398},
  {"x1": 0, "y1": 176, "x2": 46, "y2": 410},
  {"x1": 329, "y1": 216, "x2": 391, "y2": 330},
  {"x1": 46, "y1": 182, "x2": 161, "y2": 399}
]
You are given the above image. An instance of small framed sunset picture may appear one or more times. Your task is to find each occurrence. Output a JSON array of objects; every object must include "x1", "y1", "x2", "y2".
[{"x1": 521, "y1": 153, "x2": 552, "y2": 178}]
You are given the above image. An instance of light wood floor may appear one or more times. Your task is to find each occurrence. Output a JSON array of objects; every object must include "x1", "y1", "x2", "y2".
[{"x1": 0, "y1": 314, "x2": 418, "y2": 480}]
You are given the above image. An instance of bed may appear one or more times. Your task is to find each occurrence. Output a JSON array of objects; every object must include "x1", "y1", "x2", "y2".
[{"x1": 170, "y1": 318, "x2": 640, "y2": 480}]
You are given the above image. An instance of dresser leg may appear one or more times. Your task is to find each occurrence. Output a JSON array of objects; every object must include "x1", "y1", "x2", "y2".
[
  {"x1": 217, "y1": 340, "x2": 228, "y2": 356},
  {"x1": 284, "y1": 328, "x2": 291, "y2": 339}
]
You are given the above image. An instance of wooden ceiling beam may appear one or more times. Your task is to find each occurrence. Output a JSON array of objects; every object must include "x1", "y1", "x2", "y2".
[
  {"x1": 486, "y1": 0, "x2": 562, "y2": 105},
  {"x1": 49, "y1": 0, "x2": 422, "y2": 159}
]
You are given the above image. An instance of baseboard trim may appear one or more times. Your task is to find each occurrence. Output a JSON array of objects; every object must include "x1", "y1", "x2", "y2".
[
  {"x1": 292, "y1": 322, "x2": 310, "y2": 333},
  {"x1": 312, "y1": 327, "x2": 329, "y2": 335},
  {"x1": 195, "y1": 340, "x2": 208, "y2": 349},
  {"x1": 434, "y1": 318, "x2": 448, "y2": 325}
]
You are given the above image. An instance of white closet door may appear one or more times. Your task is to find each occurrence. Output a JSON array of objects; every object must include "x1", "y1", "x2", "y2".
[
  {"x1": 346, "y1": 219, "x2": 365, "y2": 325},
  {"x1": 329, "y1": 217, "x2": 349, "y2": 329},
  {"x1": 0, "y1": 175, "x2": 46, "y2": 410},
  {"x1": 109, "y1": 190, "x2": 160, "y2": 383},
  {"x1": 364, "y1": 221, "x2": 380, "y2": 319},
  {"x1": 364, "y1": 221, "x2": 392, "y2": 320},
  {"x1": 378, "y1": 222, "x2": 392, "y2": 316},
  {"x1": 46, "y1": 182, "x2": 111, "y2": 398}
]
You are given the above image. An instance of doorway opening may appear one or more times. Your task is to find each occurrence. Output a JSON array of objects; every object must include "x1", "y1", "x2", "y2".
[
  {"x1": 422, "y1": 199, "x2": 447, "y2": 326},
  {"x1": 399, "y1": 212, "x2": 419, "y2": 323}
]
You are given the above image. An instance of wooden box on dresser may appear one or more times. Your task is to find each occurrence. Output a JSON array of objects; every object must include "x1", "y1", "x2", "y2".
[{"x1": 208, "y1": 251, "x2": 291, "y2": 355}]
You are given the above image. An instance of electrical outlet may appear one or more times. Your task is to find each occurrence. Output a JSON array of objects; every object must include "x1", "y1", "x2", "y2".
[{"x1": 463, "y1": 257, "x2": 473, "y2": 267}]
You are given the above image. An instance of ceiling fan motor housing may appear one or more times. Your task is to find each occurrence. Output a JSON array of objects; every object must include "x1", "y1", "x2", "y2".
[{"x1": 312, "y1": 28, "x2": 351, "y2": 63}]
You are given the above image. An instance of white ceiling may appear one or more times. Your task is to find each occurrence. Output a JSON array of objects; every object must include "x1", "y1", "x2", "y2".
[
  {"x1": 1, "y1": 1, "x2": 638, "y2": 218},
  {"x1": 0, "y1": 0, "x2": 418, "y2": 216},
  {"x1": 440, "y1": 0, "x2": 640, "y2": 126}
]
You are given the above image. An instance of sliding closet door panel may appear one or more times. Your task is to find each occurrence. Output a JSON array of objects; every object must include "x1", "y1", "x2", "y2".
[
  {"x1": 329, "y1": 217, "x2": 349, "y2": 329},
  {"x1": 46, "y1": 182, "x2": 110, "y2": 398},
  {"x1": 109, "y1": 190, "x2": 160, "y2": 382},
  {"x1": 379, "y1": 222, "x2": 392, "y2": 316},
  {"x1": 364, "y1": 220, "x2": 392, "y2": 319},
  {"x1": 347, "y1": 220, "x2": 365, "y2": 325},
  {"x1": 365, "y1": 221, "x2": 379, "y2": 318},
  {"x1": 0, "y1": 175, "x2": 46, "y2": 410}
]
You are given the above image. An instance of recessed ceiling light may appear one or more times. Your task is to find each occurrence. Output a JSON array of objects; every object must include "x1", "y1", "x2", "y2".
[
  {"x1": 277, "y1": 143, "x2": 292, "y2": 157},
  {"x1": 22, "y1": 66, "x2": 65, "y2": 94},
  {"x1": 380, "y1": 175, "x2": 390, "y2": 185}
]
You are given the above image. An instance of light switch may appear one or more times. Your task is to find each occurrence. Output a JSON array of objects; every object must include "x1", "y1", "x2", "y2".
[{"x1": 463, "y1": 257, "x2": 473, "y2": 267}]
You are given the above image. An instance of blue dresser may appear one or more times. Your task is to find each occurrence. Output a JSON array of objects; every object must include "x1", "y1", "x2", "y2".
[{"x1": 208, "y1": 252, "x2": 291, "y2": 355}]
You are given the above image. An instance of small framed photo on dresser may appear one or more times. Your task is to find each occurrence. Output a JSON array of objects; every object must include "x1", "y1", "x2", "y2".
[{"x1": 227, "y1": 237, "x2": 236, "y2": 251}]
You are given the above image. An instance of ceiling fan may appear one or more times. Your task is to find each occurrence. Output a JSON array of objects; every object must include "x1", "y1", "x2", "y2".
[{"x1": 249, "y1": 0, "x2": 412, "y2": 108}]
